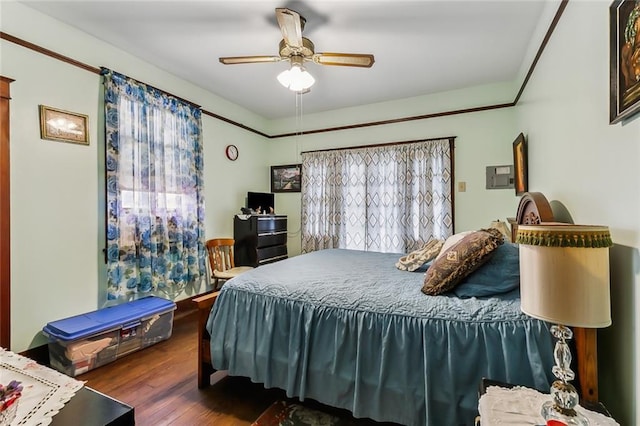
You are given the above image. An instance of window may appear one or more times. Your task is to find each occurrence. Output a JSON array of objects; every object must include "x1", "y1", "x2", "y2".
[{"x1": 301, "y1": 138, "x2": 453, "y2": 253}]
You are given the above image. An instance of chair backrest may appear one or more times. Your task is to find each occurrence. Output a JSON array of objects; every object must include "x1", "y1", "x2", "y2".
[{"x1": 206, "y1": 238, "x2": 236, "y2": 273}]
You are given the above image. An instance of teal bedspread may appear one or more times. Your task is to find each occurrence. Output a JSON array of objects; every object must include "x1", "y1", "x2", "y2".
[{"x1": 207, "y1": 249, "x2": 554, "y2": 426}]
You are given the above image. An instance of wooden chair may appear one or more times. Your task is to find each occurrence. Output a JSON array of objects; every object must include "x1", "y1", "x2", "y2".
[{"x1": 205, "y1": 238, "x2": 253, "y2": 290}]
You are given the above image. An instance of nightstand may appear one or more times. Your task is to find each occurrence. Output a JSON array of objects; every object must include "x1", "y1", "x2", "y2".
[
  {"x1": 51, "y1": 387, "x2": 134, "y2": 425},
  {"x1": 477, "y1": 378, "x2": 617, "y2": 426}
]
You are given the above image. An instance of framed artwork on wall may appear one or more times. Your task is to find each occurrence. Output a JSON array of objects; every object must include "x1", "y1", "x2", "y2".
[
  {"x1": 512, "y1": 133, "x2": 528, "y2": 196},
  {"x1": 39, "y1": 105, "x2": 89, "y2": 145},
  {"x1": 610, "y1": 0, "x2": 640, "y2": 124},
  {"x1": 271, "y1": 164, "x2": 302, "y2": 193}
]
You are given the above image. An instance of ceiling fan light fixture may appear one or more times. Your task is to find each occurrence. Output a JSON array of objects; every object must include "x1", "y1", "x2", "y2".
[
  {"x1": 277, "y1": 62, "x2": 315, "y2": 92},
  {"x1": 220, "y1": 8, "x2": 374, "y2": 94}
]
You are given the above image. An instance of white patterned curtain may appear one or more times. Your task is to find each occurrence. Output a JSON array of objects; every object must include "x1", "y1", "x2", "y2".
[
  {"x1": 103, "y1": 69, "x2": 206, "y2": 301},
  {"x1": 301, "y1": 138, "x2": 453, "y2": 253}
]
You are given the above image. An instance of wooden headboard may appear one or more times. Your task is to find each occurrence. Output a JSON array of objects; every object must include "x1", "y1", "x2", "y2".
[{"x1": 515, "y1": 192, "x2": 598, "y2": 404}]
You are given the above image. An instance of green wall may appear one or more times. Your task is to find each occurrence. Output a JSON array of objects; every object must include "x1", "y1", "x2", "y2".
[
  {"x1": 514, "y1": 2, "x2": 639, "y2": 424},
  {"x1": 1, "y1": 2, "x2": 268, "y2": 351}
]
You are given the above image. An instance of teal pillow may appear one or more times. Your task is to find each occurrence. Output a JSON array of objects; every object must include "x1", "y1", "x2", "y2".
[{"x1": 452, "y1": 242, "x2": 520, "y2": 298}]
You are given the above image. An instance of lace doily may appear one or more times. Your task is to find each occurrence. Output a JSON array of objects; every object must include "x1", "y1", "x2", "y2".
[
  {"x1": 0, "y1": 348, "x2": 84, "y2": 426},
  {"x1": 478, "y1": 385, "x2": 620, "y2": 426}
]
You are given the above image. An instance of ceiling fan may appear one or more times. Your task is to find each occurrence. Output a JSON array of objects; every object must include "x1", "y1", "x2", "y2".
[{"x1": 219, "y1": 7, "x2": 375, "y2": 92}]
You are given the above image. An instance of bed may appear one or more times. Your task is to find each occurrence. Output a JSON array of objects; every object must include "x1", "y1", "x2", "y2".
[{"x1": 193, "y1": 192, "x2": 599, "y2": 425}]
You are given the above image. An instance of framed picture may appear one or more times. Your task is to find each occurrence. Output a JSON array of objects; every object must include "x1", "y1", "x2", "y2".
[
  {"x1": 512, "y1": 133, "x2": 528, "y2": 196},
  {"x1": 271, "y1": 164, "x2": 302, "y2": 193},
  {"x1": 39, "y1": 105, "x2": 89, "y2": 145},
  {"x1": 610, "y1": 0, "x2": 640, "y2": 124}
]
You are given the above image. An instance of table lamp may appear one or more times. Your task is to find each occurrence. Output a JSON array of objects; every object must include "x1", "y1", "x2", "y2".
[{"x1": 517, "y1": 224, "x2": 613, "y2": 426}]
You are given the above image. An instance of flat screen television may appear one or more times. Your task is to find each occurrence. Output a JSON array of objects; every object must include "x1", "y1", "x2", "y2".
[{"x1": 247, "y1": 191, "x2": 275, "y2": 214}]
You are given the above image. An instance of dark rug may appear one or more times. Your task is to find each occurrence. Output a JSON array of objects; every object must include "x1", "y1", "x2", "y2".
[{"x1": 252, "y1": 400, "x2": 356, "y2": 426}]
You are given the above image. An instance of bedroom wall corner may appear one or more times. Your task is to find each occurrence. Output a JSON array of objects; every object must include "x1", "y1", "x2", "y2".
[{"x1": 598, "y1": 244, "x2": 638, "y2": 425}]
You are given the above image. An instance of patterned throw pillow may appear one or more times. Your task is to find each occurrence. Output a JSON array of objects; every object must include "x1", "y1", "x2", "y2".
[
  {"x1": 434, "y1": 231, "x2": 474, "y2": 260},
  {"x1": 396, "y1": 239, "x2": 444, "y2": 272},
  {"x1": 421, "y1": 228, "x2": 504, "y2": 296}
]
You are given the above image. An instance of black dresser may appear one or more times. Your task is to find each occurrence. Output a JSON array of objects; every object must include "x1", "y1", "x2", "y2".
[{"x1": 234, "y1": 215, "x2": 288, "y2": 267}]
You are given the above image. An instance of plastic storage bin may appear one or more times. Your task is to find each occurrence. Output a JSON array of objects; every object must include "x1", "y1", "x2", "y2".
[{"x1": 43, "y1": 296, "x2": 176, "y2": 377}]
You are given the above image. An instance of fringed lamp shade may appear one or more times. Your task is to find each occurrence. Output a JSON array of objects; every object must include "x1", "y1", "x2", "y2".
[
  {"x1": 517, "y1": 224, "x2": 613, "y2": 425},
  {"x1": 516, "y1": 224, "x2": 613, "y2": 328}
]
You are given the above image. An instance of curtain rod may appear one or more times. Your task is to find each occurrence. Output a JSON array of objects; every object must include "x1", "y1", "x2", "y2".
[
  {"x1": 300, "y1": 136, "x2": 455, "y2": 154},
  {"x1": 100, "y1": 67, "x2": 201, "y2": 109}
]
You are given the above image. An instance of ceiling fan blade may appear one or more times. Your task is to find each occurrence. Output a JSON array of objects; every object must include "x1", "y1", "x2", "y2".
[
  {"x1": 313, "y1": 53, "x2": 375, "y2": 68},
  {"x1": 276, "y1": 7, "x2": 303, "y2": 49},
  {"x1": 219, "y1": 55, "x2": 284, "y2": 65}
]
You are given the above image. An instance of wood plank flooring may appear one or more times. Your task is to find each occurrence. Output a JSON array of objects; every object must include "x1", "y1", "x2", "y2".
[{"x1": 78, "y1": 308, "x2": 392, "y2": 426}]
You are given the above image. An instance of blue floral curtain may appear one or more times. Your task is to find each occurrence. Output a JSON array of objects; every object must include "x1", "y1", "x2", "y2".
[{"x1": 102, "y1": 69, "x2": 206, "y2": 300}]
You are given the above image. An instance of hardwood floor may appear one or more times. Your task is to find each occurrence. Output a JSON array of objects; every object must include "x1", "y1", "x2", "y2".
[
  {"x1": 78, "y1": 308, "x2": 392, "y2": 426},
  {"x1": 78, "y1": 309, "x2": 279, "y2": 425}
]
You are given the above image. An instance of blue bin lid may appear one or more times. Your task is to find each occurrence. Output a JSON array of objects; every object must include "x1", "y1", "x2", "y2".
[{"x1": 43, "y1": 296, "x2": 176, "y2": 341}]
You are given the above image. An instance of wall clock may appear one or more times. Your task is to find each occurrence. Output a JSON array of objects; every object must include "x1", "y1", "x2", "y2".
[{"x1": 225, "y1": 144, "x2": 238, "y2": 161}]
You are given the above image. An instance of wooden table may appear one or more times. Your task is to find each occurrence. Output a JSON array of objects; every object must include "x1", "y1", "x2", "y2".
[{"x1": 51, "y1": 387, "x2": 134, "y2": 426}]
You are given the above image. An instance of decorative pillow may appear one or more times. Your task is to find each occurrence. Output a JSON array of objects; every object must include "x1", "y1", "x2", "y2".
[
  {"x1": 452, "y1": 242, "x2": 520, "y2": 298},
  {"x1": 435, "y1": 231, "x2": 474, "y2": 260},
  {"x1": 396, "y1": 239, "x2": 444, "y2": 271},
  {"x1": 421, "y1": 228, "x2": 504, "y2": 296}
]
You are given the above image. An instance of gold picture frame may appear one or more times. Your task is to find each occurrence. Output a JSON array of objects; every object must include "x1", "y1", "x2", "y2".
[
  {"x1": 39, "y1": 105, "x2": 89, "y2": 145},
  {"x1": 610, "y1": 0, "x2": 640, "y2": 124},
  {"x1": 512, "y1": 133, "x2": 528, "y2": 196}
]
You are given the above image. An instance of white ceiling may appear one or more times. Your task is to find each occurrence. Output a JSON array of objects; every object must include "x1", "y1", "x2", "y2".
[{"x1": 18, "y1": 0, "x2": 555, "y2": 120}]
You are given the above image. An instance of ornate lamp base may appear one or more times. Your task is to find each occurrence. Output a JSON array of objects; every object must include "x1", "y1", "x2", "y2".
[
  {"x1": 541, "y1": 381, "x2": 588, "y2": 425},
  {"x1": 542, "y1": 325, "x2": 589, "y2": 426}
]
